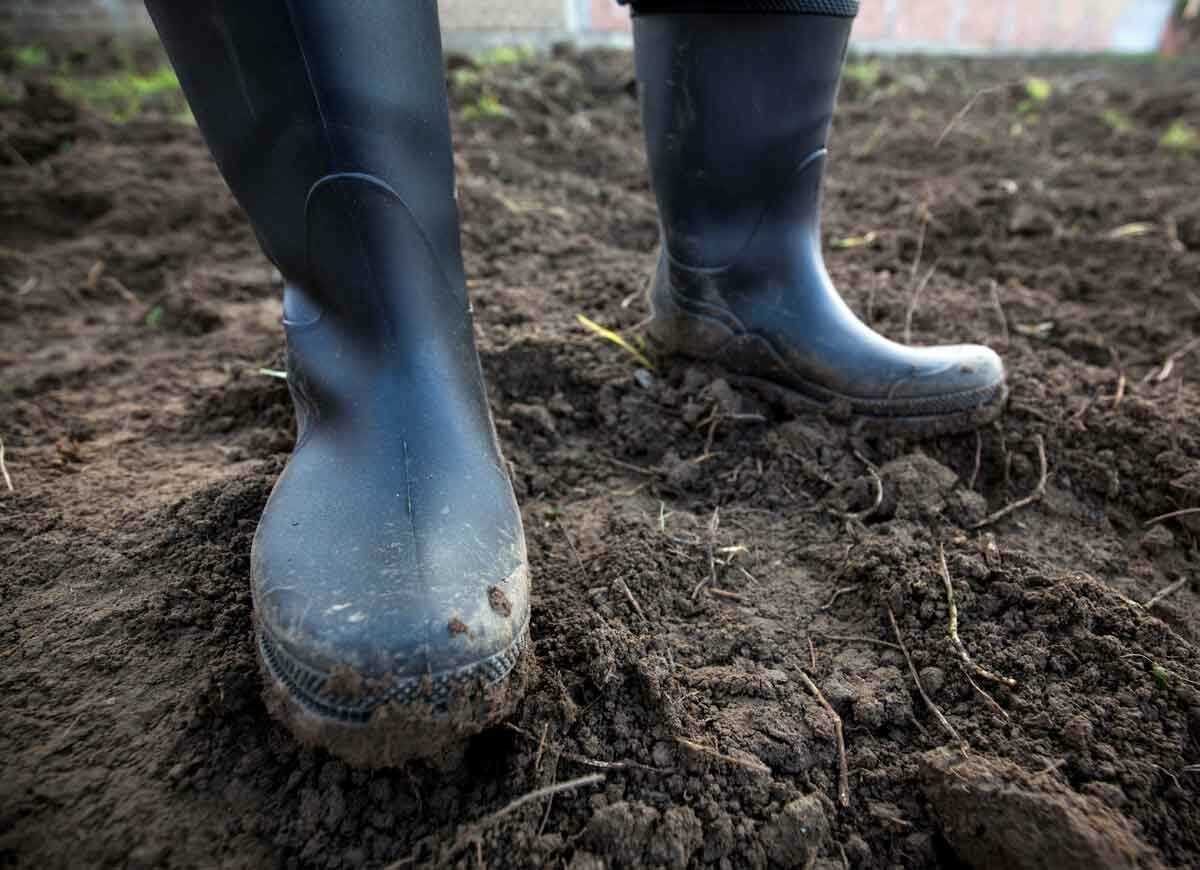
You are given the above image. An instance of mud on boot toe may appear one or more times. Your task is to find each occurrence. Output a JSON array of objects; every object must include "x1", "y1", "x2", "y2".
[{"x1": 257, "y1": 620, "x2": 533, "y2": 767}]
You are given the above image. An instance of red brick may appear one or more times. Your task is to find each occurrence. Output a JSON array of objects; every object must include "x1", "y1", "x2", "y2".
[
  {"x1": 1051, "y1": 0, "x2": 1090, "y2": 50},
  {"x1": 591, "y1": 0, "x2": 631, "y2": 32},
  {"x1": 1008, "y1": 0, "x2": 1052, "y2": 50},
  {"x1": 1063, "y1": 0, "x2": 1126, "y2": 51},
  {"x1": 852, "y1": 0, "x2": 891, "y2": 42},
  {"x1": 893, "y1": 0, "x2": 954, "y2": 45},
  {"x1": 957, "y1": 0, "x2": 1006, "y2": 49}
]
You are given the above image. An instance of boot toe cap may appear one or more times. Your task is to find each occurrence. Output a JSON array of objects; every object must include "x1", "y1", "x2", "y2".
[
  {"x1": 250, "y1": 458, "x2": 531, "y2": 726},
  {"x1": 902, "y1": 343, "x2": 1006, "y2": 403},
  {"x1": 254, "y1": 549, "x2": 529, "y2": 713}
]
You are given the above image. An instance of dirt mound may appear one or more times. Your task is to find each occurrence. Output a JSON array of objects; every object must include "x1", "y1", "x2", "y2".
[
  {"x1": 921, "y1": 748, "x2": 1158, "y2": 870},
  {"x1": 2, "y1": 43, "x2": 1200, "y2": 870}
]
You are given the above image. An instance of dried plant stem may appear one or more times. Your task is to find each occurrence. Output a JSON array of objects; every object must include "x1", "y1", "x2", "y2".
[
  {"x1": 675, "y1": 737, "x2": 769, "y2": 774},
  {"x1": 969, "y1": 435, "x2": 1048, "y2": 529},
  {"x1": 475, "y1": 773, "x2": 603, "y2": 828},
  {"x1": 960, "y1": 664, "x2": 1009, "y2": 721},
  {"x1": 1144, "y1": 577, "x2": 1189, "y2": 610},
  {"x1": 831, "y1": 468, "x2": 883, "y2": 522},
  {"x1": 987, "y1": 279, "x2": 1009, "y2": 351},
  {"x1": 1144, "y1": 507, "x2": 1200, "y2": 527},
  {"x1": 506, "y1": 724, "x2": 667, "y2": 774},
  {"x1": 0, "y1": 436, "x2": 11, "y2": 492},
  {"x1": 904, "y1": 261, "x2": 940, "y2": 346},
  {"x1": 935, "y1": 82, "x2": 1013, "y2": 148},
  {"x1": 887, "y1": 607, "x2": 966, "y2": 750},
  {"x1": 819, "y1": 585, "x2": 862, "y2": 611},
  {"x1": 937, "y1": 543, "x2": 1017, "y2": 688},
  {"x1": 798, "y1": 670, "x2": 850, "y2": 807},
  {"x1": 691, "y1": 506, "x2": 721, "y2": 599},
  {"x1": 0, "y1": 437, "x2": 12, "y2": 492},
  {"x1": 614, "y1": 576, "x2": 645, "y2": 619},
  {"x1": 812, "y1": 633, "x2": 902, "y2": 652},
  {"x1": 968, "y1": 430, "x2": 982, "y2": 491},
  {"x1": 397, "y1": 774, "x2": 606, "y2": 870}
]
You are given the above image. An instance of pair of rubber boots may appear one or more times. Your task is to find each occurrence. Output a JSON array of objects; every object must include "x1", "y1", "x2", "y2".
[{"x1": 148, "y1": 0, "x2": 1006, "y2": 766}]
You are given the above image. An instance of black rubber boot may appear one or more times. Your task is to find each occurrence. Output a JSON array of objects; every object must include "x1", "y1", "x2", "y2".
[
  {"x1": 632, "y1": 3, "x2": 1007, "y2": 437},
  {"x1": 146, "y1": 0, "x2": 530, "y2": 766}
]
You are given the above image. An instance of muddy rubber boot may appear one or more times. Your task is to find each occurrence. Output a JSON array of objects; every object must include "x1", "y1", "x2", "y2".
[
  {"x1": 632, "y1": 2, "x2": 1007, "y2": 437},
  {"x1": 146, "y1": 0, "x2": 530, "y2": 766}
]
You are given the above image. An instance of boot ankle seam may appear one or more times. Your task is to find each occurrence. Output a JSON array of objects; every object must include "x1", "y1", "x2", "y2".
[{"x1": 662, "y1": 147, "x2": 827, "y2": 273}]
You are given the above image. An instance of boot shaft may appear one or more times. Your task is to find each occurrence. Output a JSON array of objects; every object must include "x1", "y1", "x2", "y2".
[
  {"x1": 145, "y1": 0, "x2": 466, "y2": 318},
  {"x1": 633, "y1": 10, "x2": 854, "y2": 268}
]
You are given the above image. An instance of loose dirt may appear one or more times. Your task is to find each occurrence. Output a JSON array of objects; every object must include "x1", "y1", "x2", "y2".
[{"x1": 2, "y1": 42, "x2": 1199, "y2": 869}]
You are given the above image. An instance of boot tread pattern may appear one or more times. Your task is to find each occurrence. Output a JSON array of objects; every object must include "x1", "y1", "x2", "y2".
[{"x1": 258, "y1": 619, "x2": 530, "y2": 724}]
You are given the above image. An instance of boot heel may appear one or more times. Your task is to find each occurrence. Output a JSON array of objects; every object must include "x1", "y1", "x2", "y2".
[{"x1": 645, "y1": 255, "x2": 737, "y2": 358}]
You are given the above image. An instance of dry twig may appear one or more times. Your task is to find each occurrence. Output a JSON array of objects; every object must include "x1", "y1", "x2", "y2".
[
  {"x1": 557, "y1": 519, "x2": 582, "y2": 567},
  {"x1": 909, "y1": 206, "x2": 929, "y2": 285},
  {"x1": 987, "y1": 279, "x2": 1009, "y2": 351},
  {"x1": 935, "y1": 82, "x2": 1013, "y2": 148},
  {"x1": 960, "y1": 665, "x2": 1009, "y2": 721},
  {"x1": 602, "y1": 454, "x2": 658, "y2": 476},
  {"x1": 903, "y1": 260, "x2": 940, "y2": 346},
  {"x1": 614, "y1": 576, "x2": 646, "y2": 619},
  {"x1": 1112, "y1": 372, "x2": 1127, "y2": 409},
  {"x1": 0, "y1": 437, "x2": 12, "y2": 493},
  {"x1": 105, "y1": 275, "x2": 140, "y2": 305},
  {"x1": 1144, "y1": 577, "x2": 1189, "y2": 610},
  {"x1": 887, "y1": 607, "x2": 966, "y2": 750},
  {"x1": 937, "y1": 543, "x2": 1017, "y2": 688},
  {"x1": 1144, "y1": 507, "x2": 1200, "y2": 527},
  {"x1": 968, "y1": 430, "x2": 983, "y2": 491},
  {"x1": 395, "y1": 774, "x2": 607, "y2": 870},
  {"x1": 537, "y1": 761, "x2": 559, "y2": 838},
  {"x1": 969, "y1": 435, "x2": 1048, "y2": 529},
  {"x1": 1141, "y1": 336, "x2": 1200, "y2": 385},
  {"x1": 812, "y1": 632, "x2": 902, "y2": 652},
  {"x1": 1032, "y1": 758, "x2": 1068, "y2": 779},
  {"x1": 830, "y1": 468, "x2": 883, "y2": 523},
  {"x1": 675, "y1": 737, "x2": 770, "y2": 774},
  {"x1": 691, "y1": 506, "x2": 721, "y2": 599},
  {"x1": 506, "y1": 724, "x2": 667, "y2": 774},
  {"x1": 473, "y1": 773, "x2": 604, "y2": 828},
  {"x1": 819, "y1": 584, "x2": 862, "y2": 611},
  {"x1": 798, "y1": 670, "x2": 850, "y2": 807}
]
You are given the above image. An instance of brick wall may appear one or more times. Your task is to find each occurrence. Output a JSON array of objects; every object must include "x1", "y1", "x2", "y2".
[
  {"x1": 0, "y1": 0, "x2": 1176, "y2": 54},
  {"x1": 586, "y1": 0, "x2": 1175, "y2": 53}
]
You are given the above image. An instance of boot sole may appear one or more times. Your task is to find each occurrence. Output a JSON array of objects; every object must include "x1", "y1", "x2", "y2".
[
  {"x1": 720, "y1": 371, "x2": 1007, "y2": 439},
  {"x1": 256, "y1": 615, "x2": 532, "y2": 768},
  {"x1": 647, "y1": 289, "x2": 1007, "y2": 438}
]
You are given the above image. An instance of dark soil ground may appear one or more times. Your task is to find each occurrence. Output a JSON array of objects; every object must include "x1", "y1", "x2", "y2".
[{"x1": 3, "y1": 39, "x2": 1200, "y2": 870}]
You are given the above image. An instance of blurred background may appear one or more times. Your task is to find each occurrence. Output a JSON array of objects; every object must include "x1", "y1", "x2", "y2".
[{"x1": 0, "y1": 0, "x2": 1193, "y2": 54}]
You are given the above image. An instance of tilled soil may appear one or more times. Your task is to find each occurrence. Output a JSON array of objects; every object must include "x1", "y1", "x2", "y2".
[{"x1": 2, "y1": 44, "x2": 1200, "y2": 870}]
